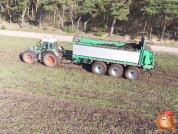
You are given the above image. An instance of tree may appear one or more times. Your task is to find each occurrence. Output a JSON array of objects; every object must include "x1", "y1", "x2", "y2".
[
  {"x1": 6, "y1": 0, "x2": 16, "y2": 24},
  {"x1": 66, "y1": 0, "x2": 77, "y2": 32},
  {"x1": 18, "y1": 0, "x2": 29, "y2": 27},
  {"x1": 129, "y1": 0, "x2": 148, "y2": 34},
  {"x1": 108, "y1": 0, "x2": 131, "y2": 36},
  {"x1": 43, "y1": 0, "x2": 67, "y2": 30},
  {"x1": 42, "y1": 0, "x2": 56, "y2": 25},
  {"x1": 141, "y1": 0, "x2": 178, "y2": 41},
  {"x1": 35, "y1": 0, "x2": 45, "y2": 28},
  {"x1": 79, "y1": 0, "x2": 105, "y2": 32},
  {"x1": 0, "y1": 0, "x2": 7, "y2": 24},
  {"x1": 3, "y1": 0, "x2": 29, "y2": 27}
]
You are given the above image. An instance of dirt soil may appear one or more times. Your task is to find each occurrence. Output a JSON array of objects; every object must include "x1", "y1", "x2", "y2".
[
  {"x1": 58, "y1": 63, "x2": 178, "y2": 87},
  {"x1": 0, "y1": 90, "x2": 155, "y2": 134},
  {"x1": 0, "y1": 61, "x2": 176, "y2": 134},
  {"x1": 139, "y1": 66, "x2": 178, "y2": 87}
]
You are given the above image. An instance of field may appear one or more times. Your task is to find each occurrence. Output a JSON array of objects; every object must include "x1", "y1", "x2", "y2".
[{"x1": 0, "y1": 35, "x2": 178, "y2": 134}]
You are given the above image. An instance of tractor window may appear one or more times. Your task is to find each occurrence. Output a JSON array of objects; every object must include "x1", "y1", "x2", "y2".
[
  {"x1": 49, "y1": 43, "x2": 53, "y2": 49},
  {"x1": 42, "y1": 42, "x2": 48, "y2": 49},
  {"x1": 53, "y1": 42, "x2": 58, "y2": 49}
]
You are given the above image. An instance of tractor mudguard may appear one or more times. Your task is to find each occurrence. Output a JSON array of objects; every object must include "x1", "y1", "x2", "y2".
[
  {"x1": 25, "y1": 48, "x2": 38, "y2": 59},
  {"x1": 26, "y1": 49, "x2": 37, "y2": 59},
  {"x1": 43, "y1": 50, "x2": 60, "y2": 57}
]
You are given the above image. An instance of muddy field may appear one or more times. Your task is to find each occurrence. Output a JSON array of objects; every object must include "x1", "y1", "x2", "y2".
[
  {"x1": 57, "y1": 63, "x2": 178, "y2": 87},
  {"x1": 0, "y1": 35, "x2": 178, "y2": 134}
]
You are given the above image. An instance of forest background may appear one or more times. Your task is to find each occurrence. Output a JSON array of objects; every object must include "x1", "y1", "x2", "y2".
[{"x1": 0, "y1": 0, "x2": 178, "y2": 42}]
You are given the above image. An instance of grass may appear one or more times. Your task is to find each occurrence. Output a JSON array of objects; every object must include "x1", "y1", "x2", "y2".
[
  {"x1": 0, "y1": 35, "x2": 178, "y2": 133},
  {"x1": 155, "y1": 52, "x2": 178, "y2": 71},
  {"x1": 1, "y1": 25, "x2": 6, "y2": 30}
]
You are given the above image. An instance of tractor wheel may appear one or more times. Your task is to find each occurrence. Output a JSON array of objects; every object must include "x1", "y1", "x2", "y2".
[
  {"x1": 22, "y1": 52, "x2": 35, "y2": 64},
  {"x1": 91, "y1": 61, "x2": 107, "y2": 75},
  {"x1": 108, "y1": 64, "x2": 123, "y2": 78},
  {"x1": 124, "y1": 66, "x2": 140, "y2": 80},
  {"x1": 43, "y1": 53, "x2": 57, "y2": 67}
]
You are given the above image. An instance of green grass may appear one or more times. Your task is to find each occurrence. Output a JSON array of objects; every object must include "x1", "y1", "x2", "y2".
[
  {"x1": 155, "y1": 52, "x2": 178, "y2": 71},
  {"x1": 0, "y1": 35, "x2": 177, "y2": 133}
]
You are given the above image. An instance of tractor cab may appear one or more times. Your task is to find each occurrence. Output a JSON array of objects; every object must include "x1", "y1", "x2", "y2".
[{"x1": 37, "y1": 38, "x2": 65, "y2": 54}]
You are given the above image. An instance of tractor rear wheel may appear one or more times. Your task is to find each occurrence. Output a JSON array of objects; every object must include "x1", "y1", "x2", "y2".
[
  {"x1": 92, "y1": 61, "x2": 107, "y2": 75},
  {"x1": 43, "y1": 53, "x2": 57, "y2": 67},
  {"x1": 108, "y1": 64, "x2": 123, "y2": 78},
  {"x1": 124, "y1": 66, "x2": 140, "y2": 80},
  {"x1": 22, "y1": 52, "x2": 35, "y2": 64}
]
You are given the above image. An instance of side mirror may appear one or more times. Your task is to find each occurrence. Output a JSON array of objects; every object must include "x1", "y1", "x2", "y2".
[{"x1": 37, "y1": 43, "x2": 40, "y2": 47}]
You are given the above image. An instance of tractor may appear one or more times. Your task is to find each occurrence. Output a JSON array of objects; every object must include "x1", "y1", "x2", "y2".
[{"x1": 20, "y1": 38, "x2": 65, "y2": 67}]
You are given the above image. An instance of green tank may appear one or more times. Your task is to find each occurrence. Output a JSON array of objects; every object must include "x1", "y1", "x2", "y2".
[
  {"x1": 73, "y1": 36, "x2": 125, "y2": 47},
  {"x1": 72, "y1": 35, "x2": 155, "y2": 80}
]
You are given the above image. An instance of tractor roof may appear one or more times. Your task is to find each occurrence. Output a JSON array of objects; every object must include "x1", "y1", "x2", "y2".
[{"x1": 41, "y1": 38, "x2": 57, "y2": 43}]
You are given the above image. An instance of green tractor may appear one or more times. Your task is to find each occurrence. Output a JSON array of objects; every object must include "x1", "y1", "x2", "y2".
[{"x1": 20, "y1": 38, "x2": 65, "y2": 67}]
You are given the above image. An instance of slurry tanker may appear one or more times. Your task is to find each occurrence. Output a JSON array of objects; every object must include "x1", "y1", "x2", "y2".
[{"x1": 20, "y1": 35, "x2": 155, "y2": 80}]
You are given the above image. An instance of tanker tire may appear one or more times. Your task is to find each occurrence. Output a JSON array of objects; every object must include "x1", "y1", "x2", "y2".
[
  {"x1": 43, "y1": 53, "x2": 57, "y2": 67},
  {"x1": 125, "y1": 66, "x2": 140, "y2": 80},
  {"x1": 92, "y1": 61, "x2": 107, "y2": 75},
  {"x1": 108, "y1": 64, "x2": 123, "y2": 78}
]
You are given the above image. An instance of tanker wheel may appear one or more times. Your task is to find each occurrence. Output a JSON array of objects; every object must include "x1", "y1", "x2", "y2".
[
  {"x1": 22, "y1": 52, "x2": 35, "y2": 64},
  {"x1": 108, "y1": 64, "x2": 123, "y2": 78},
  {"x1": 124, "y1": 66, "x2": 140, "y2": 80},
  {"x1": 43, "y1": 53, "x2": 57, "y2": 67},
  {"x1": 92, "y1": 61, "x2": 107, "y2": 75}
]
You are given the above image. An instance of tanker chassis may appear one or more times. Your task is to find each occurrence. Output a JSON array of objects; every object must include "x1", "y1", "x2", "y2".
[{"x1": 71, "y1": 35, "x2": 155, "y2": 80}]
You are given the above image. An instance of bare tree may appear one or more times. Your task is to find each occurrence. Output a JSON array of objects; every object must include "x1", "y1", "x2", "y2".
[
  {"x1": 21, "y1": 8, "x2": 27, "y2": 28},
  {"x1": 69, "y1": 4, "x2": 74, "y2": 31},
  {"x1": 76, "y1": 16, "x2": 81, "y2": 31},
  {"x1": 83, "y1": 18, "x2": 90, "y2": 32},
  {"x1": 109, "y1": 18, "x2": 116, "y2": 37}
]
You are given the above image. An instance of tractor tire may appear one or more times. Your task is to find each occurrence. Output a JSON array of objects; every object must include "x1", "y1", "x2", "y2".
[
  {"x1": 92, "y1": 61, "x2": 107, "y2": 75},
  {"x1": 108, "y1": 64, "x2": 123, "y2": 78},
  {"x1": 43, "y1": 53, "x2": 57, "y2": 67},
  {"x1": 22, "y1": 52, "x2": 35, "y2": 64},
  {"x1": 124, "y1": 66, "x2": 140, "y2": 80}
]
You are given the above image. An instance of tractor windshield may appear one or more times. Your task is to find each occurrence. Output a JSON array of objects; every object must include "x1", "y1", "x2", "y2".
[
  {"x1": 53, "y1": 42, "x2": 58, "y2": 49},
  {"x1": 37, "y1": 40, "x2": 59, "y2": 49},
  {"x1": 42, "y1": 41, "x2": 49, "y2": 49}
]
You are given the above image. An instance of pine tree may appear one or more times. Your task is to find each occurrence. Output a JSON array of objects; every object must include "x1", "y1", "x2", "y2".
[
  {"x1": 43, "y1": 0, "x2": 67, "y2": 30},
  {"x1": 106, "y1": 0, "x2": 131, "y2": 36},
  {"x1": 79, "y1": 0, "x2": 106, "y2": 32},
  {"x1": 79, "y1": 0, "x2": 96, "y2": 31},
  {"x1": 66, "y1": 0, "x2": 78, "y2": 32},
  {"x1": 18, "y1": 0, "x2": 29, "y2": 27},
  {"x1": 141, "y1": 0, "x2": 178, "y2": 41},
  {"x1": 0, "y1": 0, "x2": 7, "y2": 24}
]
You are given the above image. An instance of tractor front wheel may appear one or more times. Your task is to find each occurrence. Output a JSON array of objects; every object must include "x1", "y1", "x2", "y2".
[
  {"x1": 43, "y1": 53, "x2": 57, "y2": 67},
  {"x1": 22, "y1": 52, "x2": 35, "y2": 64}
]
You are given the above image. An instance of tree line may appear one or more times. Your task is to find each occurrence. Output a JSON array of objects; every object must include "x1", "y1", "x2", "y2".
[{"x1": 0, "y1": 0, "x2": 178, "y2": 41}]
